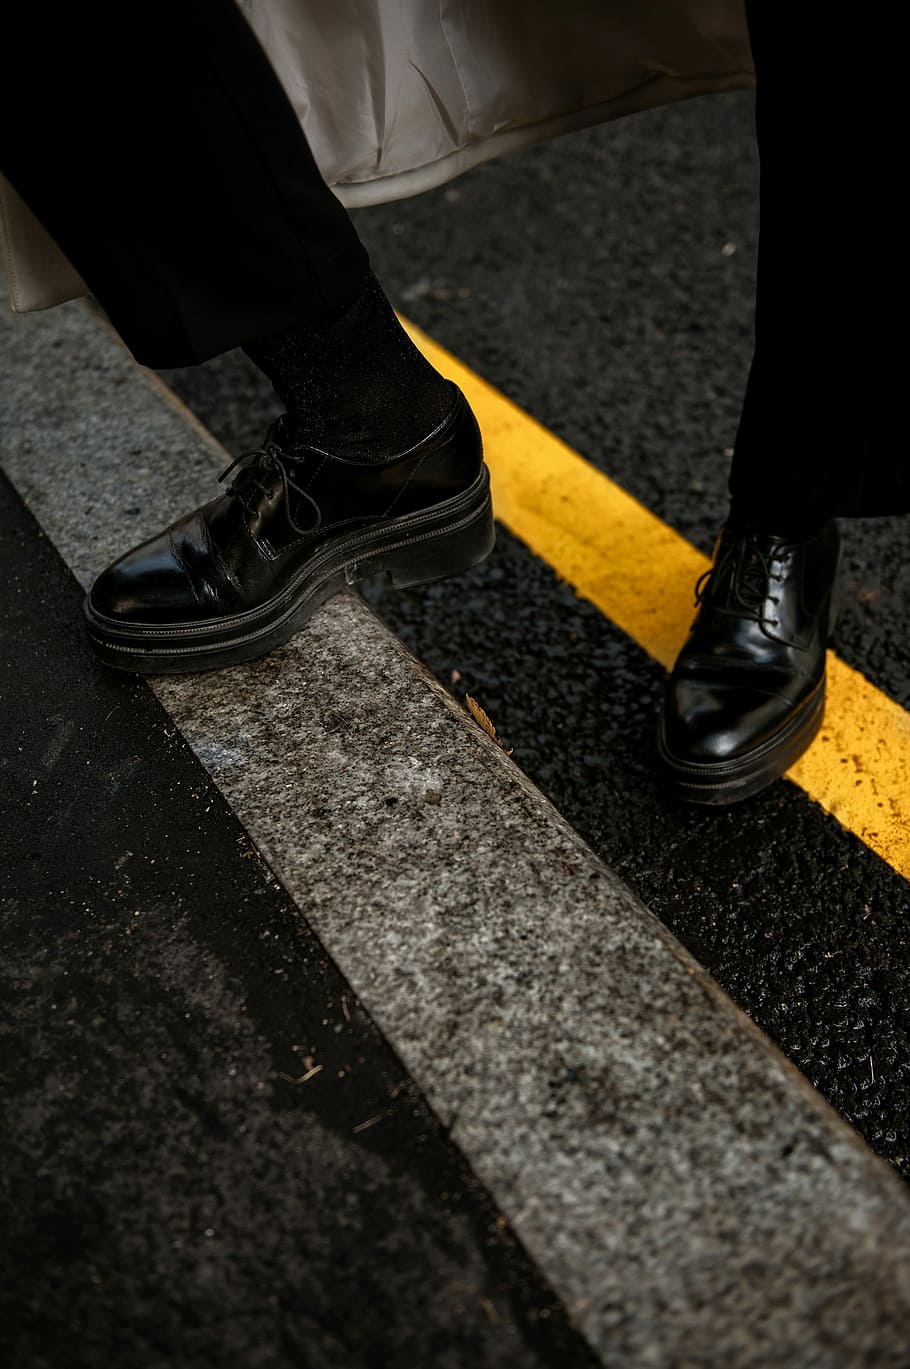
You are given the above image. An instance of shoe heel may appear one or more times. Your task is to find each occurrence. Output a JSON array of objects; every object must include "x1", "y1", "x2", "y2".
[
  {"x1": 827, "y1": 582, "x2": 841, "y2": 638},
  {"x1": 384, "y1": 499, "x2": 496, "y2": 589},
  {"x1": 827, "y1": 534, "x2": 843, "y2": 638}
]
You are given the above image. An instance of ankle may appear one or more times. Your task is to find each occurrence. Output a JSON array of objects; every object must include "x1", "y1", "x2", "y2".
[
  {"x1": 243, "y1": 270, "x2": 453, "y2": 463},
  {"x1": 725, "y1": 502, "x2": 831, "y2": 543}
]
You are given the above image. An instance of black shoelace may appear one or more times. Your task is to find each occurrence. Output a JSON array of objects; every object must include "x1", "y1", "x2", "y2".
[
  {"x1": 694, "y1": 533, "x2": 785, "y2": 630},
  {"x1": 218, "y1": 428, "x2": 321, "y2": 537}
]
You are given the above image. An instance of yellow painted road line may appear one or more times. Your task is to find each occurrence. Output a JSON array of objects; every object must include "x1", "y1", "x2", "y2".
[{"x1": 403, "y1": 318, "x2": 910, "y2": 883}]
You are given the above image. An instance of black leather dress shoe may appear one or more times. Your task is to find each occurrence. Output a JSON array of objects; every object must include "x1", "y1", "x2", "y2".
[
  {"x1": 658, "y1": 520, "x2": 841, "y2": 804},
  {"x1": 85, "y1": 385, "x2": 494, "y2": 673}
]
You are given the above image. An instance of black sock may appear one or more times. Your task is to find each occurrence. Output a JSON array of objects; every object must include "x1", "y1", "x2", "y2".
[{"x1": 242, "y1": 270, "x2": 454, "y2": 463}]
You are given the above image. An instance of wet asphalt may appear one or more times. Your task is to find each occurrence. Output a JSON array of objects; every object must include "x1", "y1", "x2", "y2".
[{"x1": 161, "y1": 91, "x2": 910, "y2": 1177}]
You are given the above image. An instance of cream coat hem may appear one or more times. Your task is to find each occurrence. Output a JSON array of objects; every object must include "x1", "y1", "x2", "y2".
[{"x1": 1, "y1": 0, "x2": 752, "y2": 315}]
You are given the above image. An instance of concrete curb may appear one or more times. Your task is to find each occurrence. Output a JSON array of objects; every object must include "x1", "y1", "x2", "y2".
[{"x1": 4, "y1": 289, "x2": 910, "y2": 1367}]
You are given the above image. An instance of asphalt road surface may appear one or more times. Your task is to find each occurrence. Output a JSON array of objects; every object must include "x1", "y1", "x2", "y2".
[
  {"x1": 162, "y1": 90, "x2": 910, "y2": 1177},
  {"x1": 0, "y1": 470, "x2": 602, "y2": 1369}
]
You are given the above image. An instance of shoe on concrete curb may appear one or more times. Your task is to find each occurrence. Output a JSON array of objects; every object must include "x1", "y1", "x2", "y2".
[
  {"x1": 84, "y1": 385, "x2": 494, "y2": 674},
  {"x1": 657, "y1": 520, "x2": 841, "y2": 805}
]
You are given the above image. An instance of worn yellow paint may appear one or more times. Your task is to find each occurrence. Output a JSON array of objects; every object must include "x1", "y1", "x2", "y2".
[{"x1": 402, "y1": 317, "x2": 910, "y2": 883}]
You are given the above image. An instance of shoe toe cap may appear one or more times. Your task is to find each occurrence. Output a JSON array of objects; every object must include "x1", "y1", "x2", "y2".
[
  {"x1": 663, "y1": 676, "x2": 798, "y2": 765},
  {"x1": 88, "y1": 533, "x2": 204, "y2": 624}
]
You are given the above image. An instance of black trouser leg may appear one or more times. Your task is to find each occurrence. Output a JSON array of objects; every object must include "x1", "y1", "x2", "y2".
[
  {"x1": 730, "y1": 1, "x2": 907, "y2": 522},
  {"x1": 1, "y1": 0, "x2": 369, "y2": 367}
]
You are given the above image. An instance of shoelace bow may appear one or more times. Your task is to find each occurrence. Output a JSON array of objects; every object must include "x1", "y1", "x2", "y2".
[
  {"x1": 694, "y1": 533, "x2": 786, "y2": 629},
  {"x1": 218, "y1": 430, "x2": 321, "y2": 537}
]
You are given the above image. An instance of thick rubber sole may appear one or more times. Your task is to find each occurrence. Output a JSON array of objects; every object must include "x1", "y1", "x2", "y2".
[
  {"x1": 84, "y1": 467, "x2": 495, "y2": 674},
  {"x1": 656, "y1": 677, "x2": 826, "y2": 806}
]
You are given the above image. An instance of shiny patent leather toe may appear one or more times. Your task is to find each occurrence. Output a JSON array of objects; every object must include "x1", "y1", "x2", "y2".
[{"x1": 90, "y1": 515, "x2": 223, "y2": 624}]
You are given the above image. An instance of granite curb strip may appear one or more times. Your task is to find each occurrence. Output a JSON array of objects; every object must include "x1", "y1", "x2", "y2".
[{"x1": 4, "y1": 292, "x2": 910, "y2": 1367}]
